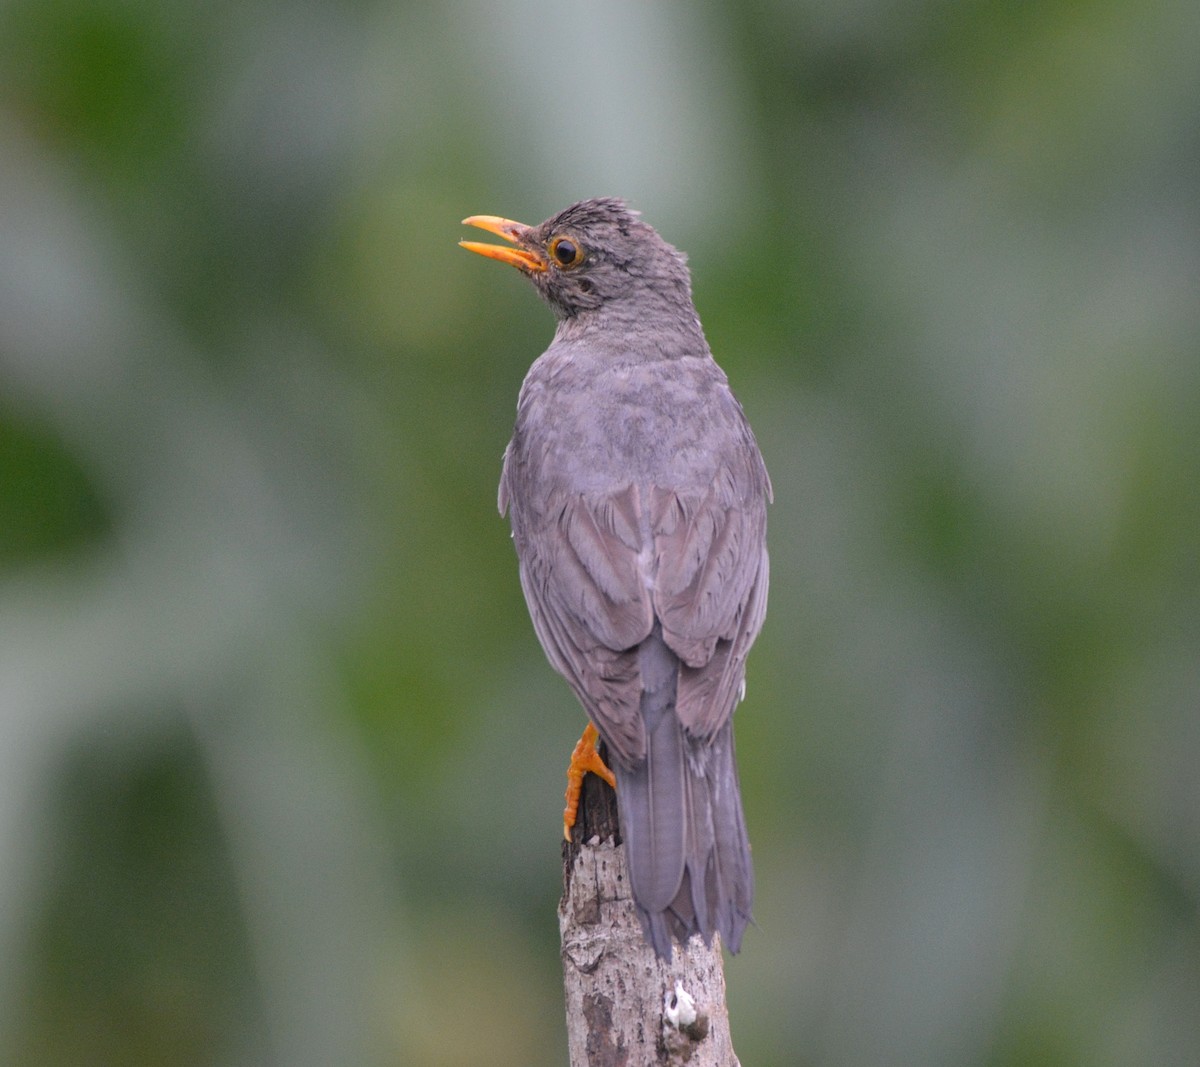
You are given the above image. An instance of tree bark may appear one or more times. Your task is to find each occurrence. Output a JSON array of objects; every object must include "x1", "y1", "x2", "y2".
[{"x1": 559, "y1": 764, "x2": 741, "y2": 1066}]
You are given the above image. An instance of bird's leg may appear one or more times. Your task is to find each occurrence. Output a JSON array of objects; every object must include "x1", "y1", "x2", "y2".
[{"x1": 563, "y1": 721, "x2": 616, "y2": 841}]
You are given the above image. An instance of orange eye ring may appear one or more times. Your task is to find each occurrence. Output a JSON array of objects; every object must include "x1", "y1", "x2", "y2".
[{"x1": 548, "y1": 235, "x2": 584, "y2": 269}]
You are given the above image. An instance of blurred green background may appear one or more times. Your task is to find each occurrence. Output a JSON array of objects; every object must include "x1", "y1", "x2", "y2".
[{"x1": 1, "y1": 1, "x2": 1198, "y2": 1064}]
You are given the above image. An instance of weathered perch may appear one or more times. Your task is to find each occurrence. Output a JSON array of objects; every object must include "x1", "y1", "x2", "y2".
[{"x1": 559, "y1": 767, "x2": 741, "y2": 1066}]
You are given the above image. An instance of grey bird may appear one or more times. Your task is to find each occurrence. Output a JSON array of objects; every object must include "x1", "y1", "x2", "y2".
[{"x1": 460, "y1": 198, "x2": 771, "y2": 958}]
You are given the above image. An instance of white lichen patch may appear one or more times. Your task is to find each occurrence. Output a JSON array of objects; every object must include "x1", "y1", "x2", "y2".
[{"x1": 664, "y1": 980, "x2": 697, "y2": 1028}]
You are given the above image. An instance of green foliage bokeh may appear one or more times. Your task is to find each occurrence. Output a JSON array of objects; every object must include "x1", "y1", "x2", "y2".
[{"x1": 1, "y1": 2, "x2": 1198, "y2": 1065}]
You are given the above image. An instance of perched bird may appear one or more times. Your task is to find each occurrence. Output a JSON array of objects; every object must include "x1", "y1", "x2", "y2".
[{"x1": 460, "y1": 198, "x2": 771, "y2": 958}]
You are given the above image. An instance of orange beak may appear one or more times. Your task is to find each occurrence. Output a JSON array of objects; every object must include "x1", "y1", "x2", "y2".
[{"x1": 459, "y1": 215, "x2": 547, "y2": 273}]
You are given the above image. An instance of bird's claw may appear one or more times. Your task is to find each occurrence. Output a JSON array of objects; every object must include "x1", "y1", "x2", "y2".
[{"x1": 563, "y1": 721, "x2": 616, "y2": 841}]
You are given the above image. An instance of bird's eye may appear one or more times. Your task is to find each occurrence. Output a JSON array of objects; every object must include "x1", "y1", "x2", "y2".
[{"x1": 548, "y1": 235, "x2": 584, "y2": 268}]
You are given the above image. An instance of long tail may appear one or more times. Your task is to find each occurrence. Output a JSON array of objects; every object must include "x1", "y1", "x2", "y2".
[{"x1": 615, "y1": 630, "x2": 754, "y2": 959}]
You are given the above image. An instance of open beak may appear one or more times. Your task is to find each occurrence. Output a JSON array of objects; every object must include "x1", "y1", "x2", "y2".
[{"x1": 459, "y1": 215, "x2": 547, "y2": 273}]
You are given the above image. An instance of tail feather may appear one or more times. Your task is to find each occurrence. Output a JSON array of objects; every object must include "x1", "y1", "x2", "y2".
[
  {"x1": 614, "y1": 631, "x2": 753, "y2": 959},
  {"x1": 703, "y1": 724, "x2": 753, "y2": 951},
  {"x1": 622, "y1": 690, "x2": 687, "y2": 915}
]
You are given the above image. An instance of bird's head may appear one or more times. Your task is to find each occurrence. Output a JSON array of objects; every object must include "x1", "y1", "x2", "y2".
[{"x1": 460, "y1": 198, "x2": 694, "y2": 322}]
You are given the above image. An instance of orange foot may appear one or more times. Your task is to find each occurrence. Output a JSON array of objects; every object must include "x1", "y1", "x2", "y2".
[{"x1": 563, "y1": 721, "x2": 616, "y2": 841}]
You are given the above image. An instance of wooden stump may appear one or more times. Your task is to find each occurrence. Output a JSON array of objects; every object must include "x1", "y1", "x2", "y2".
[{"x1": 559, "y1": 765, "x2": 741, "y2": 1066}]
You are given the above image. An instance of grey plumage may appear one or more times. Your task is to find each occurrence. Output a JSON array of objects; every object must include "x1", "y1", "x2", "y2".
[{"x1": 467, "y1": 198, "x2": 770, "y2": 958}]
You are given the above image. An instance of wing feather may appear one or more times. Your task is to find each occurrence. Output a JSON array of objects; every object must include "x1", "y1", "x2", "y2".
[
  {"x1": 652, "y1": 447, "x2": 770, "y2": 739},
  {"x1": 509, "y1": 484, "x2": 655, "y2": 765},
  {"x1": 502, "y1": 412, "x2": 769, "y2": 760}
]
